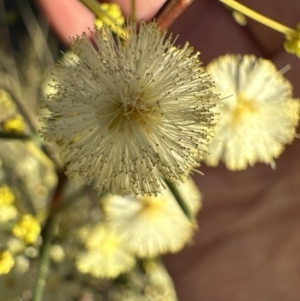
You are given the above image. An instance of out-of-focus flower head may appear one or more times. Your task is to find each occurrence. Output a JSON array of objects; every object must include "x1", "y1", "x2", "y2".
[
  {"x1": 0, "y1": 184, "x2": 15, "y2": 205},
  {"x1": 0, "y1": 185, "x2": 18, "y2": 223},
  {"x1": 76, "y1": 223, "x2": 135, "y2": 278},
  {"x1": 103, "y1": 179, "x2": 202, "y2": 258},
  {"x1": 12, "y1": 214, "x2": 41, "y2": 244},
  {"x1": 205, "y1": 54, "x2": 300, "y2": 170},
  {"x1": 0, "y1": 250, "x2": 14, "y2": 275},
  {"x1": 94, "y1": 2, "x2": 125, "y2": 29}
]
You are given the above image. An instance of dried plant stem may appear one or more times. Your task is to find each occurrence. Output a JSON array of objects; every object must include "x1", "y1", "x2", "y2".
[
  {"x1": 50, "y1": 170, "x2": 67, "y2": 210},
  {"x1": 219, "y1": 0, "x2": 297, "y2": 37},
  {"x1": 165, "y1": 179, "x2": 193, "y2": 221},
  {"x1": 130, "y1": 0, "x2": 136, "y2": 22},
  {"x1": 155, "y1": 0, "x2": 194, "y2": 31}
]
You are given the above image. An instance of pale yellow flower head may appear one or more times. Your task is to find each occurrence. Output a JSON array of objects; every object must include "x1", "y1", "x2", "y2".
[
  {"x1": 0, "y1": 205, "x2": 18, "y2": 223},
  {"x1": 14, "y1": 255, "x2": 30, "y2": 274},
  {"x1": 6, "y1": 238, "x2": 25, "y2": 254},
  {"x1": 205, "y1": 54, "x2": 300, "y2": 170},
  {"x1": 103, "y1": 179, "x2": 201, "y2": 258},
  {"x1": 76, "y1": 224, "x2": 135, "y2": 278},
  {"x1": 0, "y1": 185, "x2": 17, "y2": 223},
  {"x1": 0, "y1": 250, "x2": 15, "y2": 275},
  {"x1": 0, "y1": 185, "x2": 15, "y2": 205},
  {"x1": 41, "y1": 22, "x2": 217, "y2": 196},
  {"x1": 50, "y1": 244, "x2": 65, "y2": 263},
  {"x1": 12, "y1": 214, "x2": 41, "y2": 244}
]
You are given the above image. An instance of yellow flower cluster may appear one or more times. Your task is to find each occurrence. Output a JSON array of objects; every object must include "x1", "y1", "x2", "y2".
[
  {"x1": 0, "y1": 88, "x2": 25, "y2": 132},
  {"x1": 2, "y1": 114, "x2": 25, "y2": 133},
  {"x1": 0, "y1": 250, "x2": 15, "y2": 275},
  {"x1": 0, "y1": 185, "x2": 17, "y2": 223},
  {"x1": 284, "y1": 22, "x2": 300, "y2": 58},
  {"x1": 12, "y1": 215, "x2": 41, "y2": 244},
  {"x1": 94, "y1": 2, "x2": 125, "y2": 29},
  {"x1": 0, "y1": 185, "x2": 15, "y2": 205}
]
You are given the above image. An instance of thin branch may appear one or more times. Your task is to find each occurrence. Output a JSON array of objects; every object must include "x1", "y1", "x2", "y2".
[
  {"x1": 0, "y1": 131, "x2": 36, "y2": 140},
  {"x1": 31, "y1": 214, "x2": 56, "y2": 301},
  {"x1": 31, "y1": 170, "x2": 67, "y2": 301},
  {"x1": 130, "y1": 0, "x2": 136, "y2": 22},
  {"x1": 219, "y1": 0, "x2": 297, "y2": 37},
  {"x1": 155, "y1": 0, "x2": 194, "y2": 31}
]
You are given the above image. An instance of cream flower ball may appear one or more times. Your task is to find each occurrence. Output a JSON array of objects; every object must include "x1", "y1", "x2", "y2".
[
  {"x1": 41, "y1": 22, "x2": 217, "y2": 196},
  {"x1": 103, "y1": 179, "x2": 202, "y2": 257},
  {"x1": 205, "y1": 54, "x2": 300, "y2": 170}
]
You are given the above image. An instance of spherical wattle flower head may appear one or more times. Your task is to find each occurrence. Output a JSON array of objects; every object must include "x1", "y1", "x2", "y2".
[
  {"x1": 102, "y1": 178, "x2": 202, "y2": 258},
  {"x1": 205, "y1": 54, "x2": 300, "y2": 170},
  {"x1": 76, "y1": 224, "x2": 135, "y2": 278},
  {"x1": 41, "y1": 22, "x2": 217, "y2": 195}
]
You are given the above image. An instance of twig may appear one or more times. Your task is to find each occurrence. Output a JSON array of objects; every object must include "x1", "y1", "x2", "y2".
[
  {"x1": 31, "y1": 214, "x2": 56, "y2": 301},
  {"x1": 130, "y1": 0, "x2": 136, "y2": 22},
  {"x1": 0, "y1": 131, "x2": 37, "y2": 140},
  {"x1": 219, "y1": 0, "x2": 297, "y2": 37},
  {"x1": 155, "y1": 0, "x2": 194, "y2": 31},
  {"x1": 31, "y1": 170, "x2": 67, "y2": 301}
]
